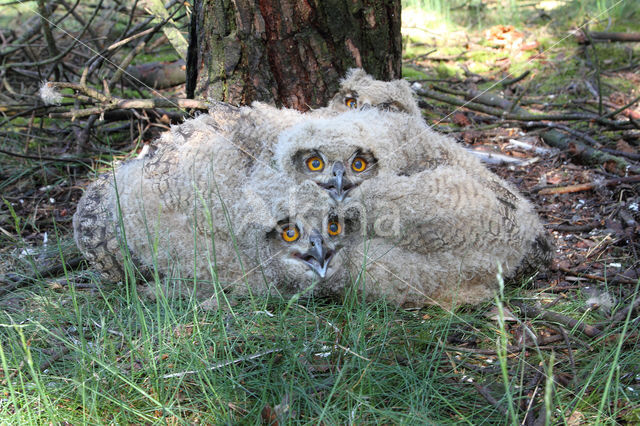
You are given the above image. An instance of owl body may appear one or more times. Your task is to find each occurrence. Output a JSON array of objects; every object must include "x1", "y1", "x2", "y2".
[
  {"x1": 349, "y1": 165, "x2": 546, "y2": 308},
  {"x1": 74, "y1": 114, "x2": 274, "y2": 299}
]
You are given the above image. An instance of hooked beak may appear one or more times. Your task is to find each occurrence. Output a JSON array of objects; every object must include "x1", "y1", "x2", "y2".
[
  {"x1": 293, "y1": 230, "x2": 334, "y2": 278},
  {"x1": 320, "y1": 162, "x2": 353, "y2": 202}
]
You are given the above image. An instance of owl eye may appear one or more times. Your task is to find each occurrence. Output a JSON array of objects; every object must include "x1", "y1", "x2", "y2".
[
  {"x1": 306, "y1": 156, "x2": 324, "y2": 172},
  {"x1": 345, "y1": 97, "x2": 358, "y2": 109},
  {"x1": 327, "y1": 221, "x2": 342, "y2": 236},
  {"x1": 351, "y1": 157, "x2": 367, "y2": 172},
  {"x1": 281, "y1": 225, "x2": 300, "y2": 242}
]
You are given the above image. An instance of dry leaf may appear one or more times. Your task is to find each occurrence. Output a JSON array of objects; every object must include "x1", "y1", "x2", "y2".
[
  {"x1": 484, "y1": 306, "x2": 518, "y2": 321},
  {"x1": 616, "y1": 139, "x2": 637, "y2": 154},
  {"x1": 546, "y1": 172, "x2": 564, "y2": 185},
  {"x1": 261, "y1": 405, "x2": 278, "y2": 425},
  {"x1": 566, "y1": 410, "x2": 586, "y2": 425},
  {"x1": 484, "y1": 25, "x2": 524, "y2": 47},
  {"x1": 453, "y1": 112, "x2": 471, "y2": 127}
]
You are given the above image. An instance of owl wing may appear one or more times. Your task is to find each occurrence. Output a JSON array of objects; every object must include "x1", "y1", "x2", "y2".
[{"x1": 355, "y1": 166, "x2": 536, "y2": 275}]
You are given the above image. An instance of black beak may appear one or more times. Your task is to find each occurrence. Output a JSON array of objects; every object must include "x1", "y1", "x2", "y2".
[
  {"x1": 297, "y1": 229, "x2": 334, "y2": 278},
  {"x1": 307, "y1": 230, "x2": 325, "y2": 265},
  {"x1": 321, "y1": 162, "x2": 353, "y2": 202}
]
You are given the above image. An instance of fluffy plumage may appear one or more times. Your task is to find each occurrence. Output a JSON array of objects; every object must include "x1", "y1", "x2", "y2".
[
  {"x1": 73, "y1": 114, "x2": 354, "y2": 301},
  {"x1": 73, "y1": 174, "x2": 127, "y2": 282},
  {"x1": 199, "y1": 68, "x2": 422, "y2": 172},
  {"x1": 75, "y1": 115, "x2": 256, "y2": 292},
  {"x1": 274, "y1": 109, "x2": 481, "y2": 196},
  {"x1": 325, "y1": 68, "x2": 421, "y2": 116},
  {"x1": 350, "y1": 166, "x2": 548, "y2": 308},
  {"x1": 74, "y1": 71, "x2": 551, "y2": 309},
  {"x1": 237, "y1": 172, "x2": 362, "y2": 297},
  {"x1": 273, "y1": 109, "x2": 551, "y2": 307}
]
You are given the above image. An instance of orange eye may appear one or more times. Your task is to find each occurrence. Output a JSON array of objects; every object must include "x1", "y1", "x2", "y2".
[
  {"x1": 281, "y1": 226, "x2": 300, "y2": 242},
  {"x1": 327, "y1": 221, "x2": 342, "y2": 236},
  {"x1": 345, "y1": 97, "x2": 358, "y2": 109},
  {"x1": 306, "y1": 156, "x2": 324, "y2": 172},
  {"x1": 351, "y1": 157, "x2": 367, "y2": 172}
]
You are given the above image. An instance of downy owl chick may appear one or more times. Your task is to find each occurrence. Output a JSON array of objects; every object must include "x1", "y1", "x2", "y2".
[
  {"x1": 324, "y1": 68, "x2": 421, "y2": 116},
  {"x1": 272, "y1": 109, "x2": 551, "y2": 306},
  {"x1": 273, "y1": 108, "x2": 483, "y2": 201},
  {"x1": 74, "y1": 114, "x2": 262, "y2": 291},
  {"x1": 237, "y1": 172, "x2": 363, "y2": 298}
]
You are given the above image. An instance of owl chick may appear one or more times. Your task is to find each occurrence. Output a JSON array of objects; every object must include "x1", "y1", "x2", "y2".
[
  {"x1": 273, "y1": 109, "x2": 485, "y2": 201},
  {"x1": 238, "y1": 175, "x2": 363, "y2": 297},
  {"x1": 193, "y1": 68, "x2": 421, "y2": 175},
  {"x1": 324, "y1": 68, "x2": 421, "y2": 116},
  {"x1": 74, "y1": 114, "x2": 268, "y2": 293},
  {"x1": 74, "y1": 113, "x2": 363, "y2": 304}
]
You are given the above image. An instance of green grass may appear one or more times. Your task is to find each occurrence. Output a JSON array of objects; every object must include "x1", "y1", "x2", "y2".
[{"x1": 1, "y1": 226, "x2": 638, "y2": 423}]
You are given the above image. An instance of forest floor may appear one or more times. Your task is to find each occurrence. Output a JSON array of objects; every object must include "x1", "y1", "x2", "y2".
[{"x1": 0, "y1": 0, "x2": 639, "y2": 424}]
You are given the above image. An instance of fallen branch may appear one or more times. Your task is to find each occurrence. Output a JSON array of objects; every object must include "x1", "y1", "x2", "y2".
[
  {"x1": 1, "y1": 0, "x2": 103, "y2": 71},
  {"x1": 42, "y1": 81, "x2": 207, "y2": 118},
  {"x1": 48, "y1": 98, "x2": 208, "y2": 119},
  {"x1": 546, "y1": 222, "x2": 600, "y2": 233},
  {"x1": 501, "y1": 70, "x2": 530, "y2": 87},
  {"x1": 577, "y1": 31, "x2": 640, "y2": 44},
  {"x1": 108, "y1": 2, "x2": 183, "y2": 88},
  {"x1": 555, "y1": 265, "x2": 637, "y2": 285},
  {"x1": 511, "y1": 301, "x2": 602, "y2": 338},
  {"x1": 602, "y1": 93, "x2": 640, "y2": 120},
  {"x1": 536, "y1": 175, "x2": 640, "y2": 195},
  {"x1": 600, "y1": 147, "x2": 640, "y2": 161},
  {"x1": 539, "y1": 130, "x2": 639, "y2": 175},
  {"x1": 416, "y1": 86, "x2": 633, "y2": 128},
  {"x1": 0, "y1": 147, "x2": 88, "y2": 164},
  {"x1": 469, "y1": 150, "x2": 531, "y2": 166},
  {"x1": 162, "y1": 348, "x2": 281, "y2": 379}
]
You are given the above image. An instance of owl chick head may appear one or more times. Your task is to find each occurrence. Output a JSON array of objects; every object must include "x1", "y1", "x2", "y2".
[
  {"x1": 242, "y1": 180, "x2": 363, "y2": 295},
  {"x1": 326, "y1": 68, "x2": 421, "y2": 117},
  {"x1": 275, "y1": 110, "x2": 407, "y2": 201},
  {"x1": 275, "y1": 109, "x2": 428, "y2": 201}
]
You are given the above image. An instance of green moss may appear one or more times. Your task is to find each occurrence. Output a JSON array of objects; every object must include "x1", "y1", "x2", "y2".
[
  {"x1": 402, "y1": 66, "x2": 430, "y2": 80},
  {"x1": 434, "y1": 62, "x2": 459, "y2": 79},
  {"x1": 403, "y1": 44, "x2": 427, "y2": 60},
  {"x1": 0, "y1": 3, "x2": 36, "y2": 30},
  {"x1": 603, "y1": 76, "x2": 636, "y2": 94}
]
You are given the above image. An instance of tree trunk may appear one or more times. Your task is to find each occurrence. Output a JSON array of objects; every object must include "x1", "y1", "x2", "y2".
[{"x1": 187, "y1": 0, "x2": 402, "y2": 111}]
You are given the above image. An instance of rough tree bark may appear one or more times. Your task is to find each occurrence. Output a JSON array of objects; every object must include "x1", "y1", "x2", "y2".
[{"x1": 186, "y1": 0, "x2": 402, "y2": 111}]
